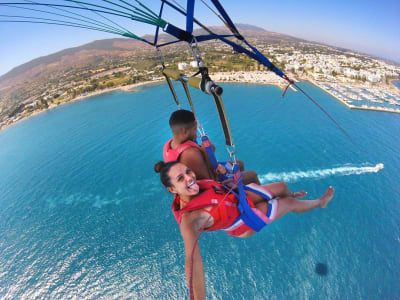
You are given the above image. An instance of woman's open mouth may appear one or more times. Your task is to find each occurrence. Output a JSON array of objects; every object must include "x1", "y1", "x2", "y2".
[{"x1": 187, "y1": 180, "x2": 199, "y2": 192}]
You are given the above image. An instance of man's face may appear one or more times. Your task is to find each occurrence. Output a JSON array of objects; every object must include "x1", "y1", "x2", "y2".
[{"x1": 187, "y1": 121, "x2": 197, "y2": 141}]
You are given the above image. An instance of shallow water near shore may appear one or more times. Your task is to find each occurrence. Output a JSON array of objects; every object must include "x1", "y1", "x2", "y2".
[
  {"x1": 393, "y1": 79, "x2": 400, "y2": 90},
  {"x1": 0, "y1": 82, "x2": 399, "y2": 299}
]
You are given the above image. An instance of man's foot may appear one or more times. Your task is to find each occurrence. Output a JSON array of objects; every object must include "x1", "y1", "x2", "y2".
[
  {"x1": 320, "y1": 187, "x2": 335, "y2": 208},
  {"x1": 292, "y1": 191, "x2": 307, "y2": 198}
]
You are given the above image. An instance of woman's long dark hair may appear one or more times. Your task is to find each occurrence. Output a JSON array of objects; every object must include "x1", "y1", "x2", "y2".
[{"x1": 154, "y1": 161, "x2": 180, "y2": 188}]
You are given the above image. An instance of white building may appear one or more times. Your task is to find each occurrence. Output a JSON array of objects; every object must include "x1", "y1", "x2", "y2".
[
  {"x1": 190, "y1": 61, "x2": 199, "y2": 68},
  {"x1": 178, "y1": 62, "x2": 188, "y2": 70}
]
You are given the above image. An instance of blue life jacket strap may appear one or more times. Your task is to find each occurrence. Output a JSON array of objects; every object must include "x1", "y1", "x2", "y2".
[
  {"x1": 229, "y1": 165, "x2": 267, "y2": 232},
  {"x1": 201, "y1": 135, "x2": 219, "y2": 170}
]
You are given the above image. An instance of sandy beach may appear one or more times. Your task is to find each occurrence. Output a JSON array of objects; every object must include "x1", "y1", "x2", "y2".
[
  {"x1": 1, "y1": 74, "x2": 287, "y2": 132},
  {"x1": 2, "y1": 73, "x2": 399, "y2": 132},
  {"x1": 70, "y1": 79, "x2": 164, "y2": 102},
  {"x1": 0, "y1": 79, "x2": 164, "y2": 132}
]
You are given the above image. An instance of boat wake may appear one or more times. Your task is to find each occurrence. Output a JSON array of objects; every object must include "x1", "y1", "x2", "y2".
[{"x1": 259, "y1": 163, "x2": 384, "y2": 183}]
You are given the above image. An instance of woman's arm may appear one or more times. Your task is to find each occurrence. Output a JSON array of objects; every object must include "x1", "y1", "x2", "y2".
[{"x1": 180, "y1": 213, "x2": 206, "y2": 300}]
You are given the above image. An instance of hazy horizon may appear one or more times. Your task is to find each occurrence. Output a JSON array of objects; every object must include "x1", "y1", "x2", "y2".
[{"x1": 1, "y1": 0, "x2": 399, "y2": 76}]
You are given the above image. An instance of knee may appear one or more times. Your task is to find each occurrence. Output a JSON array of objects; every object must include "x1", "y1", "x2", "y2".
[
  {"x1": 249, "y1": 170, "x2": 259, "y2": 180},
  {"x1": 237, "y1": 159, "x2": 245, "y2": 171},
  {"x1": 244, "y1": 170, "x2": 260, "y2": 185}
]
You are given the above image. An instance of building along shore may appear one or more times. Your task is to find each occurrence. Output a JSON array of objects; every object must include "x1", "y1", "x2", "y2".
[
  {"x1": 2, "y1": 72, "x2": 399, "y2": 132},
  {"x1": 0, "y1": 80, "x2": 163, "y2": 132}
]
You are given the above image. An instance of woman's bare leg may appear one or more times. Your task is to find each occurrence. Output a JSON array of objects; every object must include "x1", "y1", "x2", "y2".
[
  {"x1": 243, "y1": 188, "x2": 333, "y2": 238},
  {"x1": 274, "y1": 187, "x2": 334, "y2": 220}
]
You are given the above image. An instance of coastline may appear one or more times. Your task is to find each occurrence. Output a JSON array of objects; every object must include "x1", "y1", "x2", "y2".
[
  {"x1": 62, "y1": 79, "x2": 164, "y2": 104},
  {"x1": 211, "y1": 71, "x2": 294, "y2": 90},
  {"x1": 390, "y1": 79, "x2": 400, "y2": 91},
  {"x1": 0, "y1": 80, "x2": 163, "y2": 132},
  {"x1": 0, "y1": 74, "x2": 287, "y2": 133},
  {"x1": 311, "y1": 78, "x2": 400, "y2": 114},
  {"x1": 2, "y1": 73, "x2": 400, "y2": 133},
  {"x1": 310, "y1": 79, "x2": 354, "y2": 109}
]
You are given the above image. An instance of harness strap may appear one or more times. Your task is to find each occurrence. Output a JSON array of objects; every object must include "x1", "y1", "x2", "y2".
[
  {"x1": 211, "y1": 92, "x2": 233, "y2": 147},
  {"x1": 163, "y1": 71, "x2": 181, "y2": 108},
  {"x1": 200, "y1": 134, "x2": 219, "y2": 170},
  {"x1": 209, "y1": 0, "x2": 243, "y2": 40},
  {"x1": 153, "y1": 1, "x2": 165, "y2": 45},
  {"x1": 180, "y1": 81, "x2": 197, "y2": 117},
  {"x1": 244, "y1": 184, "x2": 274, "y2": 200},
  {"x1": 230, "y1": 165, "x2": 268, "y2": 232},
  {"x1": 164, "y1": 23, "x2": 193, "y2": 42},
  {"x1": 186, "y1": 0, "x2": 195, "y2": 33}
]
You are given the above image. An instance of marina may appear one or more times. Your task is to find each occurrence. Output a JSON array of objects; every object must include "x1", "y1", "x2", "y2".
[{"x1": 313, "y1": 81, "x2": 400, "y2": 114}]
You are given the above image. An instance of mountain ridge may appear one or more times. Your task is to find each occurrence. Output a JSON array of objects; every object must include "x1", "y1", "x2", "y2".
[{"x1": 0, "y1": 24, "x2": 304, "y2": 83}]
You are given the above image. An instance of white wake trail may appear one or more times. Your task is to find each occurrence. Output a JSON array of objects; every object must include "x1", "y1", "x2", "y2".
[{"x1": 259, "y1": 163, "x2": 384, "y2": 183}]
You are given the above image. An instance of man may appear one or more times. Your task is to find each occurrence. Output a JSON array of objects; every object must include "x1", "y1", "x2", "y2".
[{"x1": 163, "y1": 109, "x2": 260, "y2": 184}]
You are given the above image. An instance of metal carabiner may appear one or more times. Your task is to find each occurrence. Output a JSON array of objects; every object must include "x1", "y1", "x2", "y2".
[
  {"x1": 197, "y1": 124, "x2": 206, "y2": 137},
  {"x1": 226, "y1": 144, "x2": 237, "y2": 165},
  {"x1": 188, "y1": 37, "x2": 205, "y2": 68}
]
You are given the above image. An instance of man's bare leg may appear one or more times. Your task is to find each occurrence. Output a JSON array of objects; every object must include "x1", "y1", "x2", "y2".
[
  {"x1": 262, "y1": 182, "x2": 307, "y2": 199},
  {"x1": 242, "y1": 170, "x2": 261, "y2": 185}
]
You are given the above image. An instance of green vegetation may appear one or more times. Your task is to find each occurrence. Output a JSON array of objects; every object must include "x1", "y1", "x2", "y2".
[{"x1": 1, "y1": 32, "x2": 399, "y2": 129}]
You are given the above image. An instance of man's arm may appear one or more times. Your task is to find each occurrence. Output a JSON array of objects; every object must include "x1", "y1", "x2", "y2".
[
  {"x1": 180, "y1": 213, "x2": 206, "y2": 300},
  {"x1": 180, "y1": 147, "x2": 215, "y2": 180}
]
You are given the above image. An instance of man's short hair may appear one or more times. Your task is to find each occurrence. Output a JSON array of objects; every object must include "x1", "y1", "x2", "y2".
[{"x1": 169, "y1": 109, "x2": 195, "y2": 128}]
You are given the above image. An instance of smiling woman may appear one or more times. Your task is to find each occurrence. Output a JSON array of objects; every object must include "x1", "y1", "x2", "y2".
[
  {"x1": 154, "y1": 160, "x2": 334, "y2": 299},
  {"x1": 0, "y1": 79, "x2": 399, "y2": 299}
]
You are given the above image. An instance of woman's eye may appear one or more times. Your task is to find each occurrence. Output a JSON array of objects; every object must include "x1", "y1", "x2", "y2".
[
  {"x1": 177, "y1": 176, "x2": 183, "y2": 181},
  {"x1": 186, "y1": 169, "x2": 192, "y2": 174}
]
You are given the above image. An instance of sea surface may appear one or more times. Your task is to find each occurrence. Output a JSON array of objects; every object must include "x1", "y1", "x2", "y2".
[
  {"x1": 0, "y1": 82, "x2": 399, "y2": 299},
  {"x1": 393, "y1": 79, "x2": 400, "y2": 90}
]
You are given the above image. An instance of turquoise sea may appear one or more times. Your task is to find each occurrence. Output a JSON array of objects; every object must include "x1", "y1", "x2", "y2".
[{"x1": 0, "y1": 82, "x2": 399, "y2": 299}]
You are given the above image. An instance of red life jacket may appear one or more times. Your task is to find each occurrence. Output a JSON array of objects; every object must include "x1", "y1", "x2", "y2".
[
  {"x1": 163, "y1": 138, "x2": 201, "y2": 162},
  {"x1": 171, "y1": 179, "x2": 255, "y2": 232}
]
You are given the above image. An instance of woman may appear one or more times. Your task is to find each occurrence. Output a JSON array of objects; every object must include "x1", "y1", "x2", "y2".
[{"x1": 155, "y1": 160, "x2": 334, "y2": 299}]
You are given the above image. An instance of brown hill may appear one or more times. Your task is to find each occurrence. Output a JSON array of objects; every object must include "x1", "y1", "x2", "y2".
[
  {"x1": 0, "y1": 24, "x2": 303, "y2": 84},
  {"x1": 0, "y1": 24, "x2": 306, "y2": 115}
]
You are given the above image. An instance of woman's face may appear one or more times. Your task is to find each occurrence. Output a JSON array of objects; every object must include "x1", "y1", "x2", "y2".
[{"x1": 167, "y1": 163, "x2": 199, "y2": 197}]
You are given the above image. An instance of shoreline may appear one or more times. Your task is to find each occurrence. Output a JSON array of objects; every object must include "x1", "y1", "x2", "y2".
[
  {"x1": 311, "y1": 79, "x2": 400, "y2": 114},
  {"x1": 0, "y1": 75, "x2": 287, "y2": 132},
  {"x1": 390, "y1": 79, "x2": 400, "y2": 91},
  {"x1": 66, "y1": 79, "x2": 164, "y2": 104},
  {"x1": 0, "y1": 80, "x2": 163, "y2": 132},
  {"x1": 2, "y1": 74, "x2": 399, "y2": 132}
]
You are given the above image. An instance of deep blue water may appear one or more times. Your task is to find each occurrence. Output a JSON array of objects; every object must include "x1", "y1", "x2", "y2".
[{"x1": 0, "y1": 82, "x2": 399, "y2": 299}]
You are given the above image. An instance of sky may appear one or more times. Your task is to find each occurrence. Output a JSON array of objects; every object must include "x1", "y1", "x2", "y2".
[{"x1": 0, "y1": 0, "x2": 399, "y2": 76}]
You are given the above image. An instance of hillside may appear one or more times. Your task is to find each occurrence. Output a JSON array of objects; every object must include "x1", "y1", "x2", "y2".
[
  {"x1": 2, "y1": 24, "x2": 397, "y2": 128},
  {"x1": 0, "y1": 24, "x2": 302, "y2": 84}
]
